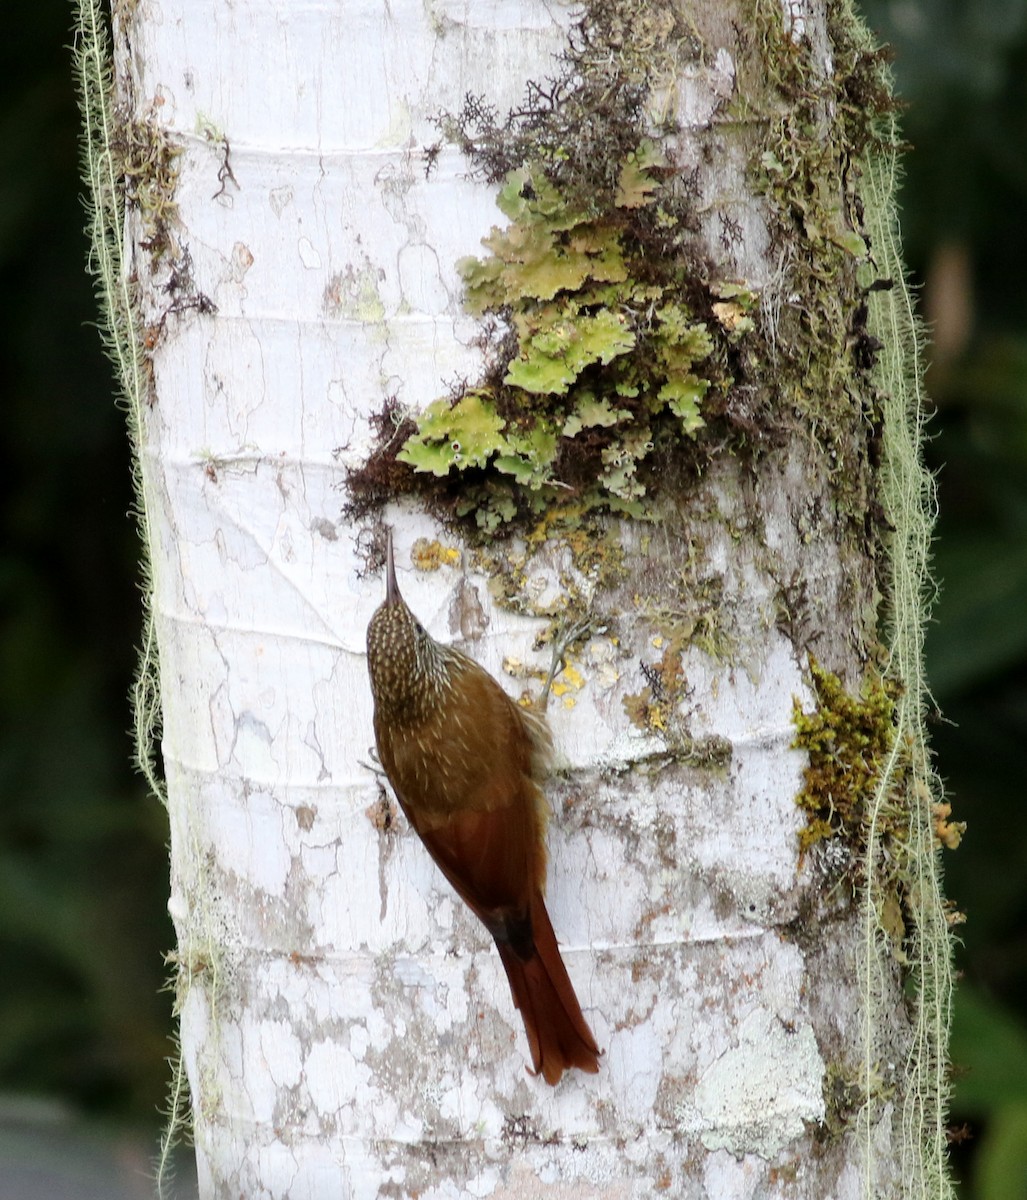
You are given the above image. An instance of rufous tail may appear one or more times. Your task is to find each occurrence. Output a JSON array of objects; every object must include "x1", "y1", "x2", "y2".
[{"x1": 496, "y1": 891, "x2": 601, "y2": 1086}]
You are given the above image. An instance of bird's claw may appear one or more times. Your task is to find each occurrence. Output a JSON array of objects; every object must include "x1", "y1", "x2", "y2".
[
  {"x1": 539, "y1": 615, "x2": 603, "y2": 709},
  {"x1": 359, "y1": 747, "x2": 388, "y2": 780}
]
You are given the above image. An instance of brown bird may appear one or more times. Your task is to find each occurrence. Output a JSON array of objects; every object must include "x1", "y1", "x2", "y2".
[{"x1": 365, "y1": 529, "x2": 601, "y2": 1085}]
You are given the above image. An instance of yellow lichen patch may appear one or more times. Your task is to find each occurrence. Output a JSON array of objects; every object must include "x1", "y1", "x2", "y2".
[
  {"x1": 410, "y1": 537, "x2": 461, "y2": 571},
  {"x1": 504, "y1": 656, "x2": 529, "y2": 681},
  {"x1": 395, "y1": 152, "x2": 720, "y2": 531},
  {"x1": 551, "y1": 662, "x2": 585, "y2": 698}
]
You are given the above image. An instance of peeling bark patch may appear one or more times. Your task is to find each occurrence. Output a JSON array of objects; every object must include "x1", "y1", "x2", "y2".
[
  {"x1": 449, "y1": 578, "x2": 490, "y2": 640},
  {"x1": 680, "y1": 1009, "x2": 825, "y2": 1158}
]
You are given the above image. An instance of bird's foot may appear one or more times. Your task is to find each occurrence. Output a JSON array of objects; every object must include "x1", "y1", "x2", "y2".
[
  {"x1": 539, "y1": 615, "x2": 603, "y2": 709},
  {"x1": 359, "y1": 746, "x2": 388, "y2": 780}
]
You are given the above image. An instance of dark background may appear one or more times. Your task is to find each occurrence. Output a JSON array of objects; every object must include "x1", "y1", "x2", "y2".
[
  {"x1": 1, "y1": 5, "x2": 180, "y2": 1196},
  {"x1": 2, "y1": 2, "x2": 1026, "y2": 1196}
]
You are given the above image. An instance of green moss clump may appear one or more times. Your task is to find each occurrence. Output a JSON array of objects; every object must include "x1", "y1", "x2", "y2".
[
  {"x1": 744, "y1": 0, "x2": 900, "y2": 515},
  {"x1": 792, "y1": 658, "x2": 968, "y2": 958},
  {"x1": 792, "y1": 657, "x2": 897, "y2": 861},
  {"x1": 119, "y1": 111, "x2": 182, "y2": 258}
]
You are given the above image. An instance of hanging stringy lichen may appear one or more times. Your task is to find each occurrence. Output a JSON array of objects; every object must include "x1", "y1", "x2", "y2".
[
  {"x1": 73, "y1": 0, "x2": 167, "y2": 805},
  {"x1": 73, "y1": 0, "x2": 192, "y2": 1192},
  {"x1": 732, "y1": 0, "x2": 957, "y2": 1191},
  {"x1": 860, "y1": 139, "x2": 958, "y2": 1200},
  {"x1": 809, "y1": 6, "x2": 958, "y2": 1198}
]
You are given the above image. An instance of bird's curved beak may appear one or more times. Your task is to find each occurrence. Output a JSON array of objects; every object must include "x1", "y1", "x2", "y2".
[{"x1": 385, "y1": 527, "x2": 399, "y2": 605}]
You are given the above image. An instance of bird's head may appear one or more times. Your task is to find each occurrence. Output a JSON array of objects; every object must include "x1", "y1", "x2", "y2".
[{"x1": 366, "y1": 529, "x2": 447, "y2": 718}]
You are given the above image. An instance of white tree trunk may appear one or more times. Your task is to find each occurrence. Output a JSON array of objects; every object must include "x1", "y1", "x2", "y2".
[{"x1": 102, "y1": 0, "x2": 928, "y2": 1196}]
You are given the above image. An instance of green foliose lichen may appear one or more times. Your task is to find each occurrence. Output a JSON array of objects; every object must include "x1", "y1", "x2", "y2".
[
  {"x1": 396, "y1": 149, "x2": 721, "y2": 529},
  {"x1": 346, "y1": 0, "x2": 893, "y2": 543},
  {"x1": 347, "y1": 1, "x2": 758, "y2": 536}
]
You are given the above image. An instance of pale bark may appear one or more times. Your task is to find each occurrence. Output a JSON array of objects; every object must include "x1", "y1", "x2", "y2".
[{"x1": 110, "y1": 0, "x2": 912, "y2": 1196}]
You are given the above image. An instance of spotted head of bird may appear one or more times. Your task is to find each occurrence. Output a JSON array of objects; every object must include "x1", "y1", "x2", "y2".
[{"x1": 366, "y1": 529, "x2": 449, "y2": 724}]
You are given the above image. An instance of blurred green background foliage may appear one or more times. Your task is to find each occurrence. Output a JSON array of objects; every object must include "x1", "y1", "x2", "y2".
[{"x1": 0, "y1": 1, "x2": 1025, "y2": 1195}]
